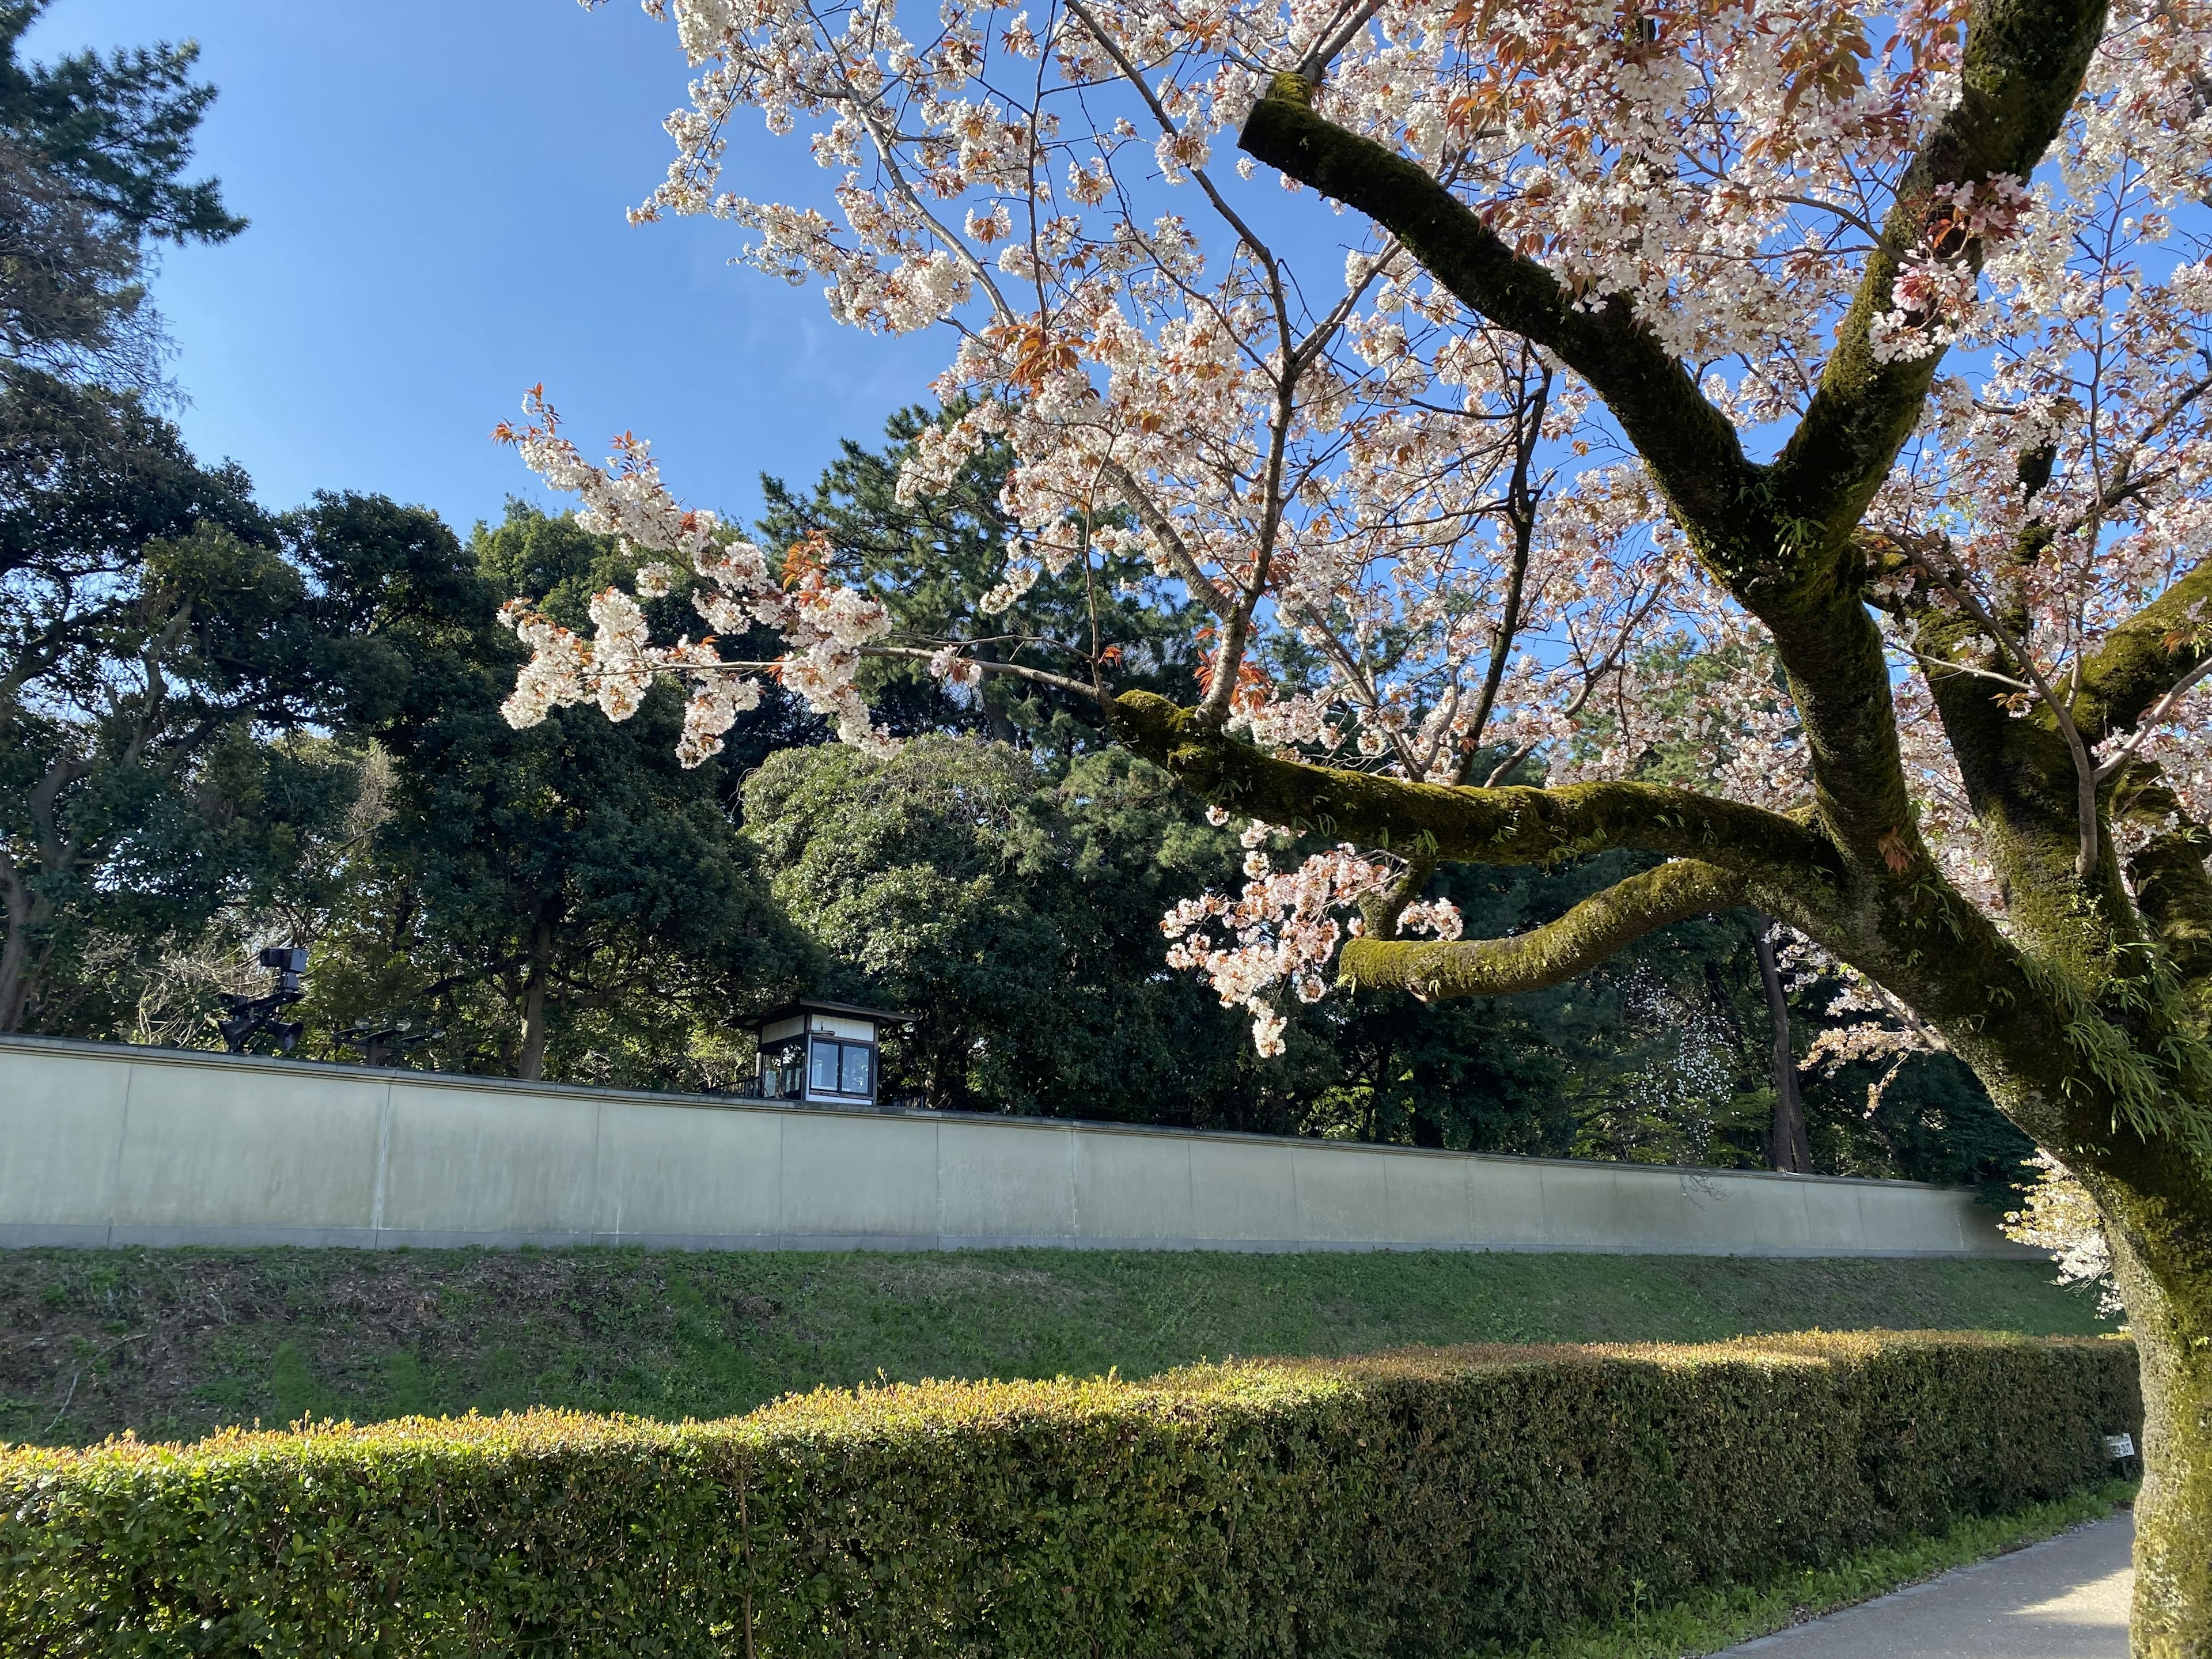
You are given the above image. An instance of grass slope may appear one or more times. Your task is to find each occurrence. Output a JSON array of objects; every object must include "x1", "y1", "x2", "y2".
[{"x1": 0, "y1": 1246, "x2": 2109, "y2": 1448}]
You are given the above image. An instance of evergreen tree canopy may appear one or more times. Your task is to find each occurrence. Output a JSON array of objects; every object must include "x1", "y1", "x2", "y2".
[
  {"x1": 0, "y1": 1, "x2": 238, "y2": 383},
  {"x1": 300, "y1": 499, "x2": 813, "y2": 1084}
]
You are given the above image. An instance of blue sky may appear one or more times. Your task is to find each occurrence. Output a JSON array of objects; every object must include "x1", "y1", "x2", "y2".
[{"x1": 24, "y1": 1, "x2": 951, "y2": 535}]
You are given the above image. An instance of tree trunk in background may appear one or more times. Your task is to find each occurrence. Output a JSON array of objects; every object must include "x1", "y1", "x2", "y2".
[
  {"x1": 1753, "y1": 915, "x2": 1813, "y2": 1173},
  {"x1": 0, "y1": 929, "x2": 29, "y2": 1032},
  {"x1": 517, "y1": 918, "x2": 554, "y2": 1082},
  {"x1": 0, "y1": 862, "x2": 46, "y2": 1032},
  {"x1": 972, "y1": 642, "x2": 1021, "y2": 745}
]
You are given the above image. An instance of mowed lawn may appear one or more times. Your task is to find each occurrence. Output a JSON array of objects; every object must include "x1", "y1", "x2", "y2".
[{"x1": 0, "y1": 1245, "x2": 2109, "y2": 1447}]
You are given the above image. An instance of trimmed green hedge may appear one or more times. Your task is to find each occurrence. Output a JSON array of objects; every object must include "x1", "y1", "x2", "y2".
[{"x1": 1, "y1": 1332, "x2": 2137, "y2": 1657}]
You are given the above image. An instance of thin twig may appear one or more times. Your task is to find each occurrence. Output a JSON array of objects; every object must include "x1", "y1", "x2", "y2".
[
  {"x1": 868, "y1": 645, "x2": 1109, "y2": 702},
  {"x1": 43, "y1": 1370, "x2": 78, "y2": 1435},
  {"x1": 665, "y1": 646, "x2": 1108, "y2": 702},
  {"x1": 1296, "y1": 0, "x2": 1386, "y2": 79},
  {"x1": 2094, "y1": 654, "x2": 2212, "y2": 784}
]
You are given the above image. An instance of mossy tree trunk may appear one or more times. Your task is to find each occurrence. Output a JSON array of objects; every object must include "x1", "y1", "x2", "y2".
[
  {"x1": 1102, "y1": 3, "x2": 2212, "y2": 1650},
  {"x1": 2111, "y1": 1209, "x2": 2212, "y2": 1657}
]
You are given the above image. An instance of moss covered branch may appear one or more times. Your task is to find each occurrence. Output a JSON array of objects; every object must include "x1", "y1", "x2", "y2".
[
  {"x1": 1340, "y1": 858, "x2": 1746, "y2": 1000},
  {"x1": 2120, "y1": 780, "x2": 2212, "y2": 1024},
  {"x1": 2078, "y1": 558, "x2": 2212, "y2": 746},
  {"x1": 1236, "y1": 74, "x2": 1923, "y2": 878},
  {"x1": 1111, "y1": 690, "x2": 1840, "y2": 886},
  {"x1": 1768, "y1": 0, "x2": 2108, "y2": 541},
  {"x1": 1235, "y1": 2, "x2": 2106, "y2": 888}
]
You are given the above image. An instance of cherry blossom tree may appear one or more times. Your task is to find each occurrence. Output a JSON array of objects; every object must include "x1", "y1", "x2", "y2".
[
  {"x1": 509, "y1": 0, "x2": 2212, "y2": 1643},
  {"x1": 2006, "y1": 1150, "x2": 2126, "y2": 1316}
]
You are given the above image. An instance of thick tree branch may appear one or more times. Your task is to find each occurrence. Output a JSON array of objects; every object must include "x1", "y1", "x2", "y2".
[
  {"x1": 1111, "y1": 690, "x2": 1840, "y2": 887},
  {"x1": 2119, "y1": 779, "x2": 2212, "y2": 1021},
  {"x1": 1906, "y1": 597, "x2": 2116, "y2": 925},
  {"x1": 1912, "y1": 541, "x2": 2107, "y2": 879},
  {"x1": 1239, "y1": 70, "x2": 1929, "y2": 871},
  {"x1": 1897, "y1": 538, "x2": 2212, "y2": 908},
  {"x1": 2078, "y1": 556, "x2": 2212, "y2": 745},
  {"x1": 1339, "y1": 858, "x2": 1745, "y2": 999},
  {"x1": 1768, "y1": 0, "x2": 2111, "y2": 540},
  {"x1": 1237, "y1": 74, "x2": 1753, "y2": 535},
  {"x1": 1237, "y1": 3, "x2": 2108, "y2": 884}
]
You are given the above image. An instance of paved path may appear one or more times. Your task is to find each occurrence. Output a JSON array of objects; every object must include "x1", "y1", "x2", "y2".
[{"x1": 1715, "y1": 1514, "x2": 2134, "y2": 1658}]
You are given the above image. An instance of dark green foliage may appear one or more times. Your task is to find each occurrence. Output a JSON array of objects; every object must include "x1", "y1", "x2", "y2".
[
  {"x1": 1806, "y1": 1050, "x2": 2039, "y2": 1196},
  {"x1": 20, "y1": 730, "x2": 368, "y2": 1042},
  {"x1": 741, "y1": 730, "x2": 1588, "y2": 1135},
  {"x1": 1344, "y1": 854, "x2": 1704, "y2": 1157},
  {"x1": 0, "y1": 18, "x2": 281, "y2": 1035},
  {"x1": 1377, "y1": 852, "x2": 2036, "y2": 1180},
  {"x1": 0, "y1": 393, "x2": 364, "y2": 1033},
  {"x1": 1288, "y1": 957, "x2": 1581, "y2": 1153},
  {"x1": 289, "y1": 499, "x2": 815, "y2": 1085},
  {"x1": 0, "y1": 2, "x2": 240, "y2": 246},
  {"x1": 736, "y1": 725, "x2": 2025, "y2": 1166},
  {"x1": 6, "y1": 483, "x2": 815, "y2": 1076},
  {"x1": 0, "y1": 370, "x2": 263, "y2": 628},
  {"x1": 743, "y1": 733, "x2": 1270, "y2": 1117},
  {"x1": 757, "y1": 404, "x2": 1203, "y2": 757},
  {"x1": 0, "y1": 1333, "x2": 2138, "y2": 1656}
]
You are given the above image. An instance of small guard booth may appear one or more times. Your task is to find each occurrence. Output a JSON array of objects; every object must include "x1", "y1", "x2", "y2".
[{"x1": 742, "y1": 999, "x2": 914, "y2": 1108}]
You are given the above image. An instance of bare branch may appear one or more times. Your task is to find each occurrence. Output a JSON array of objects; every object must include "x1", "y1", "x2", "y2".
[
  {"x1": 1457, "y1": 358, "x2": 1548, "y2": 774},
  {"x1": 1094, "y1": 456, "x2": 1233, "y2": 621},
  {"x1": 679, "y1": 646, "x2": 1109, "y2": 703},
  {"x1": 867, "y1": 643, "x2": 1109, "y2": 701},
  {"x1": 1765, "y1": 0, "x2": 2108, "y2": 540},
  {"x1": 1062, "y1": 0, "x2": 1286, "y2": 331}
]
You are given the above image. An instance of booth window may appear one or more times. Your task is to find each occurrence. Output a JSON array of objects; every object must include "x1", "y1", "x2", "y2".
[
  {"x1": 762, "y1": 1037, "x2": 807, "y2": 1100},
  {"x1": 809, "y1": 1037, "x2": 874, "y2": 1097}
]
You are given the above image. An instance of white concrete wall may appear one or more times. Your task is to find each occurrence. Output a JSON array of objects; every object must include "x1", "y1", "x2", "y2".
[{"x1": 0, "y1": 1035, "x2": 2033, "y2": 1256}]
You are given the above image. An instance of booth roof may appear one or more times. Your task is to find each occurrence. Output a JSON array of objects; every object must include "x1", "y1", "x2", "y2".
[{"x1": 744, "y1": 998, "x2": 917, "y2": 1033}]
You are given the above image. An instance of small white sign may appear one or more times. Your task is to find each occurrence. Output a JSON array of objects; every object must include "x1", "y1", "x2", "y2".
[{"x1": 2106, "y1": 1433, "x2": 2137, "y2": 1460}]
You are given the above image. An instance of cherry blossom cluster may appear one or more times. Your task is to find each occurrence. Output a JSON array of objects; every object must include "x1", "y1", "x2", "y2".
[
  {"x1": 1161, "y1": 824, "x2": 1461, "y2": 1053},
  {"x1": 1871, "y1": 176, "x2": 2035, "y2": 362},
  {"x1": 494, "y1": 389, "x2": 895, "y2": 760},
  {"x1": 2002, "y1": 1151, "x2": 2122, "y2": 1317}
]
